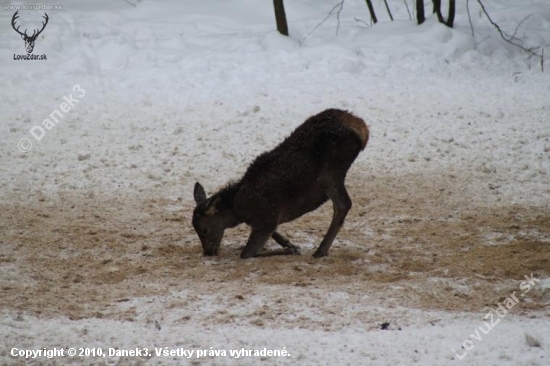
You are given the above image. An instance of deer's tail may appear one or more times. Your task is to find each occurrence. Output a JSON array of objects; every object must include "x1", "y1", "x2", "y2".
[{"x1": 341, "y1": 113, "x2": 369, "y2": 150}]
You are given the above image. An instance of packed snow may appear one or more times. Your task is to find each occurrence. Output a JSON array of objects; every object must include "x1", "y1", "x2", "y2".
[{"x1": 1, "y1": 0, "x2": 549, "y2": 365}]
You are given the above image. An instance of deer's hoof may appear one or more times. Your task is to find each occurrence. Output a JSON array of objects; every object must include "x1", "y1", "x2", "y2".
[
  {"x1": 312, "y1": 250, "x2": 328, "y2": 258},
  {"x1": 286, "y1": 245, "x2": 301, "y2": 255}
]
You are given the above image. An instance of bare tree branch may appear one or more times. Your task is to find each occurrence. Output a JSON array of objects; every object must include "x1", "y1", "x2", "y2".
[
  {"x1": 403, "y1": 0, "x2": 412, "y2": 20},
  {"x1": 476, "y1": 0, "x2": 541, "y2": 58},
  {"x1": 123, "y1": 0, "x2": 144, "y2": 7},
  {"x1": 475, "y1": 35, "x2": 491, "y2": 48},
  {"x1": 335, "y1": 0, "x2": 344, "y2": 35},
  {"x1": 383, "y1": 0, "x2": 394, "y2": 21},
  {"x1": 510, "y1": 14, "x2": 531, "y2": 41},
  {"x1": 354, "y1": 17, "x2": 371, "y2": 28},
  {"x1": 300, "y1": 0, "x2": 345, "y2": 45},
  {"x1": 466, "y1": 0, "x2": 475, "y2": 40}
]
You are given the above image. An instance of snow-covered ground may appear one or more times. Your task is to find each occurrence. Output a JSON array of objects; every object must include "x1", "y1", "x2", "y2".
[{"x1": 1, "y1": 0, "x2": 549, "y2": 365}]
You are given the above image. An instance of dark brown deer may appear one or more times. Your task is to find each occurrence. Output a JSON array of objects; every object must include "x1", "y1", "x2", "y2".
[
  {"x1": 11, "y1": 11, "x2": 49, "y2": 54},
  {"x1": 193, "y1": 109, "x2": 369, "y2": 258}
]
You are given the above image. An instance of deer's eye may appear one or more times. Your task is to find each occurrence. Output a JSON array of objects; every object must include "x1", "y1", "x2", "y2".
[{"x1": 202, "y1": 228, "x2": 208, "y2": 235}]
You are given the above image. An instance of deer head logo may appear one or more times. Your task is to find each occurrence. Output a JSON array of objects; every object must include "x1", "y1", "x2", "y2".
[{"x1": 11, "y1": 11, "x2": 49, "y2": 54}]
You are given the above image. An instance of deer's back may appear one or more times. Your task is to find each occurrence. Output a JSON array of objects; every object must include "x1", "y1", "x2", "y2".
[{"x1": 234, "y1": 109, "x2": 367, "y2": 223}]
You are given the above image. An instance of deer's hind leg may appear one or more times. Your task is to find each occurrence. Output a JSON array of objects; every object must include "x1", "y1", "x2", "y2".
[{"x1": 313, "y1": 166, "x2": 353, "y2": 258}]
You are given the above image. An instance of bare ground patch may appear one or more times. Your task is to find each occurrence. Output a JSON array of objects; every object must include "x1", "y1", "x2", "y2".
[{"x1": 1, "y1": 171, "x2": 549, "y2": 326}]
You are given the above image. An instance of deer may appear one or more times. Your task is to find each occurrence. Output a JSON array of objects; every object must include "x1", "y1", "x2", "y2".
[
  {"x1": 11, "y1": 11, "x2": 49, "y2": 54},
  {"x1": 192, "y1": 108, "x2": 369, "y2": 259}
]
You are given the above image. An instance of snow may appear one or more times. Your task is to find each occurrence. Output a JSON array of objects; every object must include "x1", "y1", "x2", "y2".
[
  {"x1": 2, "y1": 309, "x2": 547, "y2": 365},
  {"x1": 1, "y1": 0, "x2": 549, "y2": 365}
]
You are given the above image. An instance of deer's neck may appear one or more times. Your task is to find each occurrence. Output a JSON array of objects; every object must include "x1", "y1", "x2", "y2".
[{"x1": 216, "y1": 181, "x2": 242, "y2": 227}]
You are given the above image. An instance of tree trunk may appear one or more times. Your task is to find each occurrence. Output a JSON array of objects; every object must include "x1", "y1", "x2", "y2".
[
  {"x1": 365, "y1": 0, "x2": 378, "y2": 24},
  {"x1": 446, "y1": 0, "x2": 456, "y2": 28},
  {"x1": 273, "y1": 0, "x2": 289, "y2": 36},
  {"x1": 416, "y1": 0, "x2": 425, "y2": 25},
  {"x1": 383, "y1": 0, "x2": 394, "y2": 21},
  {"x1": 432, "y1": 0, "x2": 444, "y2": 23}
]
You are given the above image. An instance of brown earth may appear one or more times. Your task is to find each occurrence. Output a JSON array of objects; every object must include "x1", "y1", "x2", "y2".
[{"x1": 1, "y1": 171, "x2": 549, "y2": 325}]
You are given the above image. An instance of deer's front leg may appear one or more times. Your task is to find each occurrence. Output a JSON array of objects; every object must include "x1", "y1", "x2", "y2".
[
  {"x1": 240, "y1": 226, "x2": 274, "y2": 258},
  {"x1": 271, "y1": 231, "x2": 300, "y2": 255}
]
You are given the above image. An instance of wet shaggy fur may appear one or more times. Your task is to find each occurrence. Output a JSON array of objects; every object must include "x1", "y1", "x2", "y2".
[
  {"x1": 222, "y1": 109, "x2": 368, "y2": 222},
  {"x1": 193, "y1": 108, "x2": 369, "y2": 258}
]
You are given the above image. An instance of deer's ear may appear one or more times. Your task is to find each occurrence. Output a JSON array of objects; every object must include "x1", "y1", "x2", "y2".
[
  {"x1": 194, "y1": 182, "x2": 207, "y2": 205},
  {"x1": 20, "y1": 34, "x2": 25, "y2": 40}
]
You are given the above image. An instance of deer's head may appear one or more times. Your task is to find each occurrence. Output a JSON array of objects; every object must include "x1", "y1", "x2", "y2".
[
  {"x1": 192, "y1": 183, "x2": 227, "y2": 256},
  {"x1": 12, "y1": 11, "x2": 49, "y2": 54}
]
